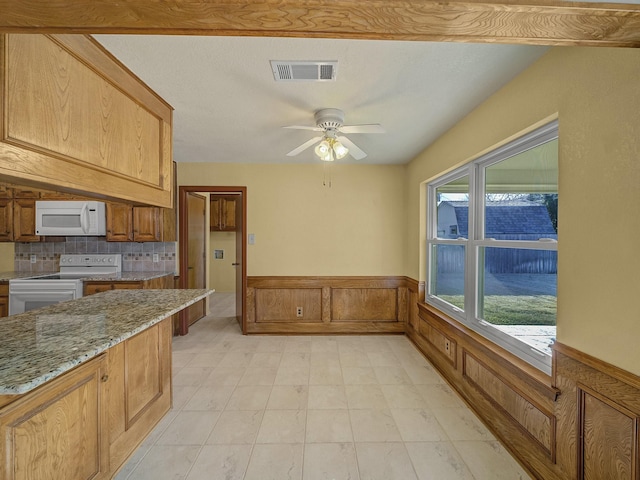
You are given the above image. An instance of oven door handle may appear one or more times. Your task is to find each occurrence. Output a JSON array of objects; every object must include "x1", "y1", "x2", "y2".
[{"x1": 80, "y1": 203, "x2": 90, "y2": 234}]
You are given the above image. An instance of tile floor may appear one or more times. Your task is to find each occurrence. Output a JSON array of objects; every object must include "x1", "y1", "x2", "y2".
[{"x1": 115, "y1": 293, "x2": 532, "y2": 480}]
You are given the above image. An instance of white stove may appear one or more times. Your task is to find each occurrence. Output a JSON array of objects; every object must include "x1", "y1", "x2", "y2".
[{"x1": 8, "y1": 254, "x2": 122, "y2": 315}]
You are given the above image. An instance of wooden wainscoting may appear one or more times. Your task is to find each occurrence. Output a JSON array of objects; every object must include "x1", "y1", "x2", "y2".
[
  {"x1": 246, "y1": 276, "x2": 421, "y2": 334},
  {"x1": 553, "y1": 342, "x2": 640, "y2": 480},
  {"x1": 407, "y1": 298, "x2": 640, "y2": 480},
  {"x1": 409, "y1": 302, "x2": 563, "y2": 479}
]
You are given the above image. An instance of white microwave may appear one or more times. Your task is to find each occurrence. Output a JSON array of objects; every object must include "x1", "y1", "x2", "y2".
[{"x1": 36, "y1": 200, "x2": 107, "y2": 236}]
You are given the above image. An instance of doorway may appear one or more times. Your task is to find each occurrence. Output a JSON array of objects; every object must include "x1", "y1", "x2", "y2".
[{"x1": 178, "y1": 186, "x2": 247, "y2": 335}]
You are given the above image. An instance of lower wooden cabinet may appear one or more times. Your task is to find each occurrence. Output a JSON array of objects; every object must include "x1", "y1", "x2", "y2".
[
  {"x1": 83, "y1": 275, "x2": 174, "y2": 296},
  {"x1": 84, "y1": 281, "x2": 142, "y2": 296},
  {"x1": 0, "y1": 284, "x2": 8, "y2": 318},
  {"x1": 0, "y1": 317, "x2": 173, "y2": 479},
  {"x1": 0, "y1": 355, "x2": 110, "y2": 480},
  {"x1": 108, "y1": 317, "x2": 172, "y2": 473}
]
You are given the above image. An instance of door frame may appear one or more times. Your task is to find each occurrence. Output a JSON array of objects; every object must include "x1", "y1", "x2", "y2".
[{"x1": 178, "y1": 185, "x2": 247, "y2": 335}]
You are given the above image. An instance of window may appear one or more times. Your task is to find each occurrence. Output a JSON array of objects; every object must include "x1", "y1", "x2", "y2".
[{"x1": 426, "y1": 121, "x2": 558, "y2": 373}]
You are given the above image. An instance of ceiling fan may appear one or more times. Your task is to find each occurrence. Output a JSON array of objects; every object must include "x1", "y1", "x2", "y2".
[{"x1": 284, "y1": 108, "x2": 385, "y2": 161}]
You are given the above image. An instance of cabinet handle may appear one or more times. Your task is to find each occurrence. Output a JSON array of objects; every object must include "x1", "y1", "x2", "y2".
[
  {"x1": 101, "y1": 374, "x2": 109, "y2": 383},
  {"x1": 232, "y1": 263, "x2": 240, "y2": 266}
]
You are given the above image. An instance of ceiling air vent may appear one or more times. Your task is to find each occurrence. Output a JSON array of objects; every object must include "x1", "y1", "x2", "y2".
[{"x1": 270, "y1": 61, "x2": 337, "y2": 82}]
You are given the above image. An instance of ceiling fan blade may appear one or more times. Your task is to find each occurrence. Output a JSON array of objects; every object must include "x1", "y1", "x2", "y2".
[
  {"x1": 283, "y1": 125, "x2": 324, "y2": 132},
  {"x1": 286, "y1": 136, "x2": 323, "y2": 156},
  {"x1": 337, "y1": 136, "x2": 367, "y2": 160},
  {"x1": 340, "y1": 124, "x2": 385, "y2": 134}
]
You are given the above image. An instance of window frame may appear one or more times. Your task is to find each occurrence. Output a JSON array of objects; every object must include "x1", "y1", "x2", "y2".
[{"x1": 426, "y1": 120, "x2": 558, "y2": 374}]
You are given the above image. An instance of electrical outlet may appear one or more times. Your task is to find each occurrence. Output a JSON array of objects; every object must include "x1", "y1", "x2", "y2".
[
  {"x1": 153, "y1": 253, "x2": 159, "y2": 263},
  {"x1": 296, "y1": 307, "x2": 303, "y2": 318},
  {"x1": 30, "y1": 254, "x2": 37, "y2": 264},
  {"x1": 444, "y1": 339, "x2": 450, "y2": 353}
]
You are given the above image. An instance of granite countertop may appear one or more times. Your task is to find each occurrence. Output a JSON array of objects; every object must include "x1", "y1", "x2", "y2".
[
  {"x1": 0, "y1": 271, "x2": 175, "y2": 282},
  {"x1": 0, "y1": 288, "x2": 212, "y2": 395},
  {"x1": 0, "y1": 271, "x2": 58, "y2": 282}
]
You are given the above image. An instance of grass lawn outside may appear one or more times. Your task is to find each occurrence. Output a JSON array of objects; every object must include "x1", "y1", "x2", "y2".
[{"x1": 438, "y1": 294, "x2": 556, "y2": 326}]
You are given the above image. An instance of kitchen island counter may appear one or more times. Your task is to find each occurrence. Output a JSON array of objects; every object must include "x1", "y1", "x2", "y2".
[{"x1": 0, "y1": 288, "x2": 211, "y2": 395}]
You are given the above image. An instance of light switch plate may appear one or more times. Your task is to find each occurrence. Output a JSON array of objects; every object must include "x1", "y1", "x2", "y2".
[{"x1": 248, "y1": 233, "x2": 255, "y2": 245}]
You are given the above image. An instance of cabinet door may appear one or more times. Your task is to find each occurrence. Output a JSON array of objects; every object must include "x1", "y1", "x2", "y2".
[
  {"x1": 222, "y1": 198, "x2": 237, "y2": 231},
  {"x1": 0, "y1": 186, "x2": 13, "y2": 198},
  {"x1": 210, "y1": 197, "x2": 222, "y2": 231},
  {"x1": 210, "y1": 196, "x2": 237, "y2": 231},
  {"x1": 106, "y1": 203, "x2": 134, "y2": 242},
  {"x1": 0, "y1": 284, "x2": 8, "y2": 317},
  {"x1": 107, "y1": 318, "x2": 171, "y2": 472},
  {"x1": 134, "y1": 207, "x2": 162, "y2": 242},
  {"x1": 0, "y1": 199, "x2": 13, "y2": 241},
  {"x1": 112, "y1": 282, "x2": 142, "y2": 290},
  {"x1": 162, "y1": 207, "x2": 176, "y2": 242},
  {"x1": 1, "y1": 35, "x2": 173, "y2": 208},
  {"x1": 12, "y1": 188, "x2": 40, "y2": 199},
  {"x1": 84, "y1": 283, "x2": 113, "y2": 296},
  {"x1": 0, "y1": 355, "x2": 109, "y2": 480},
  {"x1": 13, "y1": 198, "x2": 39, "y2": 242}
]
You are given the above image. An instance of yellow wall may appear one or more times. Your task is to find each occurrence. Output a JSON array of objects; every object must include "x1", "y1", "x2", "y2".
[
  {"x1": 209, "y1": 231, "x2": 236, "y2": 292},
  {"x1": 406, "y1": 47, "x2": 640, "y2": 375},
  {"x1": 178, "y1": 163, "x2": 406, "y2": 276},
  {"x1": 0, "y1": 243, "x2": 15, "y2": 272}
]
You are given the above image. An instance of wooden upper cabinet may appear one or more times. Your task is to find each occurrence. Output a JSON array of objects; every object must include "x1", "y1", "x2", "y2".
[
  {"x1": 0, "y1": 200, "x2": 13, "y2": 241},
  {"x1": 0, "y1": 34, "x2": 174, "y2": 208},
  {"x1": 210, "y1": 196, "x2": 237, "y2": 231},
  {"x1": 106, "y1": 203, "x2": 134, "y2": 242},
  {"x1": 106, "y1": 203, "x2": 175, "y2": 242},
  {"x1": 13, "y1": 199, "x2": 39, "y2": 242},
  {"x1": 133, "y1": 207, "x2": 162, "y2": 242}
]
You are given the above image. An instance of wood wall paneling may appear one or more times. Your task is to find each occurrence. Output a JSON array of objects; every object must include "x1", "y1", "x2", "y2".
[
  {"x1": 246, "y1": 276, "x2": 413, "y2": 334},
  {"x1": 408, "y1": 299, "x2": 640, "y2": 480},
  {"x1": 554, "y1": 343, "x2": 640, "y2": 480},
  {"x1": 418, "y1": 319, "x2": 457, "y2": 366},
  {"x1": 411, "y1": 302, "x2": 562, "y2": 479},
  {"x1": 463, "y1": 351, "x2": 554, "y2": 455},
  {"x1": 331, "y1": 287, "x2": 397, "y2": 322},
  {"x1": 578, "y1": 386, "x2": 638, "y2": 480},
  {"x1": 255, "y1": 288, "x2": 323, "y2": 323}
]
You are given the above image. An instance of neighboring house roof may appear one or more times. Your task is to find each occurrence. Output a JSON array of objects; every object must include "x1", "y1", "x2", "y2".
[{"x1": 441, "y1": 200, "x2": 556, "y2": 237}]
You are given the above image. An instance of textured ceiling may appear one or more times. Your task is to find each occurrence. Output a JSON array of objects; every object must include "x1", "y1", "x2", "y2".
[{"x1": 94, "y1": 35, "x2": 548, "y2": 165}]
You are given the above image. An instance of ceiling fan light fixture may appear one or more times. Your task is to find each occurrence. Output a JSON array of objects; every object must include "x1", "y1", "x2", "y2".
[
  {"x1": 314, "y1": 140, "x2": 331, "y2": 157},
  {"x1": 285, "y1": 108, "x2": 383, "y2": 161},
  {"x1": 332, "y1": 140, "x2": 348, "y2": 159}
]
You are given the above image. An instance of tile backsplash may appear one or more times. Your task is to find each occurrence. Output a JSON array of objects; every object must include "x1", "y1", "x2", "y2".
[{"x1": 15, "y1": 238, "x2": 176, "y2": 273}]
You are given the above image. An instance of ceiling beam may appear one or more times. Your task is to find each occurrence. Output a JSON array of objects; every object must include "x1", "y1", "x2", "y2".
[{"x1": 1, "y1": 0, "x2": 639, "y2": 47}]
